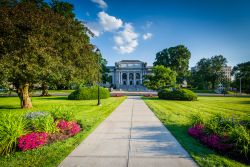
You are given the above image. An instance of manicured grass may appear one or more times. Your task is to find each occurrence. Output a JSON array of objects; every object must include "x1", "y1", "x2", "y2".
[
  {"x1": 143, "y1": 96, "x2": 250, "y2": 167},
  {"x1": 0, "y1": 96, "x2": 126, "y2": 167},
  {"x1": 191, "y1": 89, "x2": 216, "y2": 94}
]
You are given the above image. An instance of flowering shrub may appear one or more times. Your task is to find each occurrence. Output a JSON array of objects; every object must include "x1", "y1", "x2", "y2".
[
  {"x1": 188, "y1": 124, "x2": 233, "y2": 152},
  {"x1": 188, "y1": 124, "x2": 204, "y2": 138},
  {"x1": 57, "y1": 120, "x2": 81, "y2": 136},
  {"x1": 18, "y1": 132, "x2": 48, "y2": 151}
]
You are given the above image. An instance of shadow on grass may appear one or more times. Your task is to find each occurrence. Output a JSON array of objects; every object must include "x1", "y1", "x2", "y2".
[
  {"x1": 39, "y1": 96, "x2": 68, "y2": 100},
  {"x1": 0, "y1": 105, "x2": 20, "y2": 109},
  {"x1": 238, "y1": 101, "x2": 250, "y2": 105}
]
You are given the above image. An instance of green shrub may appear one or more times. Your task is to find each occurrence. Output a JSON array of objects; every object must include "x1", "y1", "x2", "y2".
[
  {"x1": 68, "y1": 86, "x2": 110, "y2": 100},
  {"x1": 0, "y1": 113, "x2": 27, "y2": 155},
  {"x1": 51, "y1": 106, "x2": 75, "y2": 121},
  {"x1": 25, "y1": 112, "x2": 58, "y2": 133},
  {"x1": 158, "y1": 88, "x2": 197, "y2": 101}
]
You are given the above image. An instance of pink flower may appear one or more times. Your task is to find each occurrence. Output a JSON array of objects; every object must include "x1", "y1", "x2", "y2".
[
  {"x1": 18, "y1": 132, "x2": 48, "y2": 151},
  {"x1": 57, "y1": 120, "x2": 81, "y2": 136}
]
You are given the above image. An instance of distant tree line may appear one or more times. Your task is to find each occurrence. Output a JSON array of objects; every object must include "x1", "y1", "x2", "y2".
[
  {"x1": 0, "y1": 0, "x2": 105, "y2": 108},
  {"x1": 145, "y1": 44, "x2": 250, "y2": 93}
]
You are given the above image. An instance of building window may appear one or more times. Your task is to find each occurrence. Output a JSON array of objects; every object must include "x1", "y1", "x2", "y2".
[
  {"x1": 129, "y1": 73, "x2": 134, "y2": 80},
  {"x1": 130, "y1": 81, "x2": 133, "y2": 85},
  {"x1": 136, "y1": 73, "x2": 140, "y2": 79},
  {"x1": 122, "y1": 73, "x2": 127, "y2": 80}
]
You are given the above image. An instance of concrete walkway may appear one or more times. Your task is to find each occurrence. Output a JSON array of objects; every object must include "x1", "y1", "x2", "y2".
[{"x1": 59, "y1": 96, "x2": 197, "y2": 167}]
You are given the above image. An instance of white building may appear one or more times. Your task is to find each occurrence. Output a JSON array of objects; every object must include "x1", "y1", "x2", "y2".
[
  {"x1": 221, "y1": 66, "x2": 232, "y2": 81},
  {"x1": 106, "y1": 60, "x2": 152, "y2": 89}
]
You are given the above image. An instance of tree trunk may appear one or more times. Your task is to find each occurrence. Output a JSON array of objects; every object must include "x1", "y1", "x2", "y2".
[
  {"x1": 41, "y1": 82, "x2": 50, "y2": 96},
  {"x1": 17, "y1": 83, "x2": 33, "y2": 109}
]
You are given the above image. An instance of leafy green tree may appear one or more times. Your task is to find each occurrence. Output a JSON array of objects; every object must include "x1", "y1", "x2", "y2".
[
  {"x1": 232, "y1": 61, "x2": 250, "y2": 93},
  {"x1": 50, "y1": 0, "x2": 74, "y2": 18},
  {"x1": 143, "y1": 65, "x2": 177, "y2": 90},
  {"x1": 154, "y1": 45, "x2": 191, "y2": 82},
  {"x1": 0, "y1": 1, "x2": 98, "y2": 108},
  {"x1": 190, "y1": 55, "x2": 228, "y2": 89}
]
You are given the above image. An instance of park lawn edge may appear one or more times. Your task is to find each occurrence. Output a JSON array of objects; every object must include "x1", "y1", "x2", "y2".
[
  {"x1": 142, "y1": 97, "x2": 248, "y2": 167},
  {"x1": 0, "y1": 96, "x2": 127, "y2": 167}
]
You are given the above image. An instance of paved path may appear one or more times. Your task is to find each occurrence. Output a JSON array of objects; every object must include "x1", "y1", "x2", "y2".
[{"x1": 59, "y1": 96, "x2": 197, "y2": 167}]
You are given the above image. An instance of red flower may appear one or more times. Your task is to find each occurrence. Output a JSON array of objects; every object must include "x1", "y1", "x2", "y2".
[
  {"x1": 57, "y1": 120, "x2": 81, "y2": 136},
  {"x1": 18, "y1": 132, "x2": 48, "y2": 151}
]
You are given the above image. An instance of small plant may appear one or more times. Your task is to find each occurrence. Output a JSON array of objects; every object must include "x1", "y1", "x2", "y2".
[
  {"x1": 57, "y1": 120, "x2": 81, "y2": 136},
  {"x1": 26, "y1": 112, "x2": 58, "y2": 133},
  {"x1": 51, "y1": 106, "x2": 75, "y2": 121},
  {"x1": 18, "y1": 132, "x2": 48, "y2": 151},
  {"x1": 228, "y1": 124, "x2": 250, "y2": 159},
  {"x1": 0, "y1": 113, "x2": 27, "y2": 155}
]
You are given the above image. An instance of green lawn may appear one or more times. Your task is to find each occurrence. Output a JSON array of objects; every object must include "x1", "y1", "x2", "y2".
[
  {"x1": 0, "y1": 96, "x2": 126, "y2": 167},
  {"x1": 143, "y1": 96, "x2": 250, "y2": 167}
]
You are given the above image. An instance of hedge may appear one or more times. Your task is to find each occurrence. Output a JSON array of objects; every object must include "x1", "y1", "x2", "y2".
[
  {"x1": 158, "y1": 88, "x2": 197, "y2": 101},
  {"x1": 68, "y1": 86, "x2": 110, "y2": 100}
]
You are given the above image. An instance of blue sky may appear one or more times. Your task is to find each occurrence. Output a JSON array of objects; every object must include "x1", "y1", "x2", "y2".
[{"x1": 63, "y1": 0, "x2": 250, "y2": 67}]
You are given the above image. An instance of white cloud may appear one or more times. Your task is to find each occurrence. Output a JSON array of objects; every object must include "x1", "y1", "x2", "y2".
[
  {"x1": 143, "y1": 33, "x2": 152, "y2": 40},
  {"x1": 98, "y1": 12, "x2": 123, "y2": 32},
  {"x1": 113, "y1": 23, "x2": 139, "y2": 54},
  {"x1": 91, "y1": 0, "x2": 107, "y2": 9}
]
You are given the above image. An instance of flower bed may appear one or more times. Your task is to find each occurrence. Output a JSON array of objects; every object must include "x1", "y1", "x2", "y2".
[
  {"x1": 188, "y1": 115, "x2": 250, "y2": 164},
  {"x1": 18, "y1": 132, "x2": 48, "y2": 151},
  {"x1": 0, "y1": 111, "x2": 82, "y2": 155}
]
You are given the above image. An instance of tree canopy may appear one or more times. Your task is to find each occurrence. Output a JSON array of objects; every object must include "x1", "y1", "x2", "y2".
[
  {"x1": 0, "y1": 0, "x2": 99, "y2": 108},
  {"x1": 232, "y1": 61, "x2": 250, "y2": 93},
  {"x1": 190, "y1": 55, "x2": 228, "y2": 89},
  {"x1": 143, "y1": 65, "x2": 177, "y2": 90},
  {"x1": 153, "y1": 45, "x2": 191, "y2": 82}
]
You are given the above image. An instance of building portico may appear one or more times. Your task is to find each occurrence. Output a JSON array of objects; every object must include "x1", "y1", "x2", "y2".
[{"x1": 106, "y1": 60, "x2": 152, "y2": 89}]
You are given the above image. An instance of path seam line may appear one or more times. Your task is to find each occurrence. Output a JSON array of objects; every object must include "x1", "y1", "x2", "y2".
[{"x1": 126, "y1": 98, "x2": 134, "y2": 167}]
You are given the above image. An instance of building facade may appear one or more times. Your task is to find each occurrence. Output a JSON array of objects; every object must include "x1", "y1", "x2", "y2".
[
  {"x1": 106, "y1": 60, "x2": 153, "y2": 89},
  {"x1": 221, "y1": 66, "x2": 232, "y2": 81}
]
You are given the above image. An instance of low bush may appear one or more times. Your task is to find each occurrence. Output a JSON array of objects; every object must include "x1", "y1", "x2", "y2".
[
  {"x1": 68, "y1": 86, "x2": 110, "y2": 100},
  {"x1": 51, "y1": 106, "x2": 75, "y2": 121},
  {"x1": 25, "y1": 112, "x2": 58, "y2": 133},
  {"x1": 158, "y1": 88, "x2": 197, "y2": 101},
  {"x1": 189, "y1": 114, "x2": 250, "y2": 164},
  {"x1": 18, "y1": 132, "x2": 48, "y2": 151},
  {"x1": 0, "y1": 114, "x2": 27, "y2": 155}
]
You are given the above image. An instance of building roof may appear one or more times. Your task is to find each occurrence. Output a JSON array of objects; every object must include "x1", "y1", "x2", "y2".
[{"x1": 119, "y1": 60, "x2": 143, "y2": 63}]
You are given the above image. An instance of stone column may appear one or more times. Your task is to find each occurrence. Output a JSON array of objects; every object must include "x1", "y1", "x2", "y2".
[
  {"x1": 120, "y1": 72, "x2": 122, "y2": 84},
  {"x1": 133, "y1": 72, "x2": 136, "y2": 85},
  {"x1": 127, "y1": 72, "x2": 129, "y2": 85},
  {"x1": 140, "y1": 71, "x2": 143, "y2": 85}
]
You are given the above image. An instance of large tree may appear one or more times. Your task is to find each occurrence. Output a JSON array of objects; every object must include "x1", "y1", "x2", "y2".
[
  {"x1": 153, "y1": 45, "x2": 191, "y2": 82},
  {"x1": 0, "y1": 0, "x2": 98, "y2": 108},
  {"x1": 191, "y1": 55, "x2": 228, "y2": 89},
  {"x1": 143, "y1": 65, "x2": 177, "y2": 90},
  {"x1": 232, "y1": 61, "x2": 250, "y2": 93}
]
